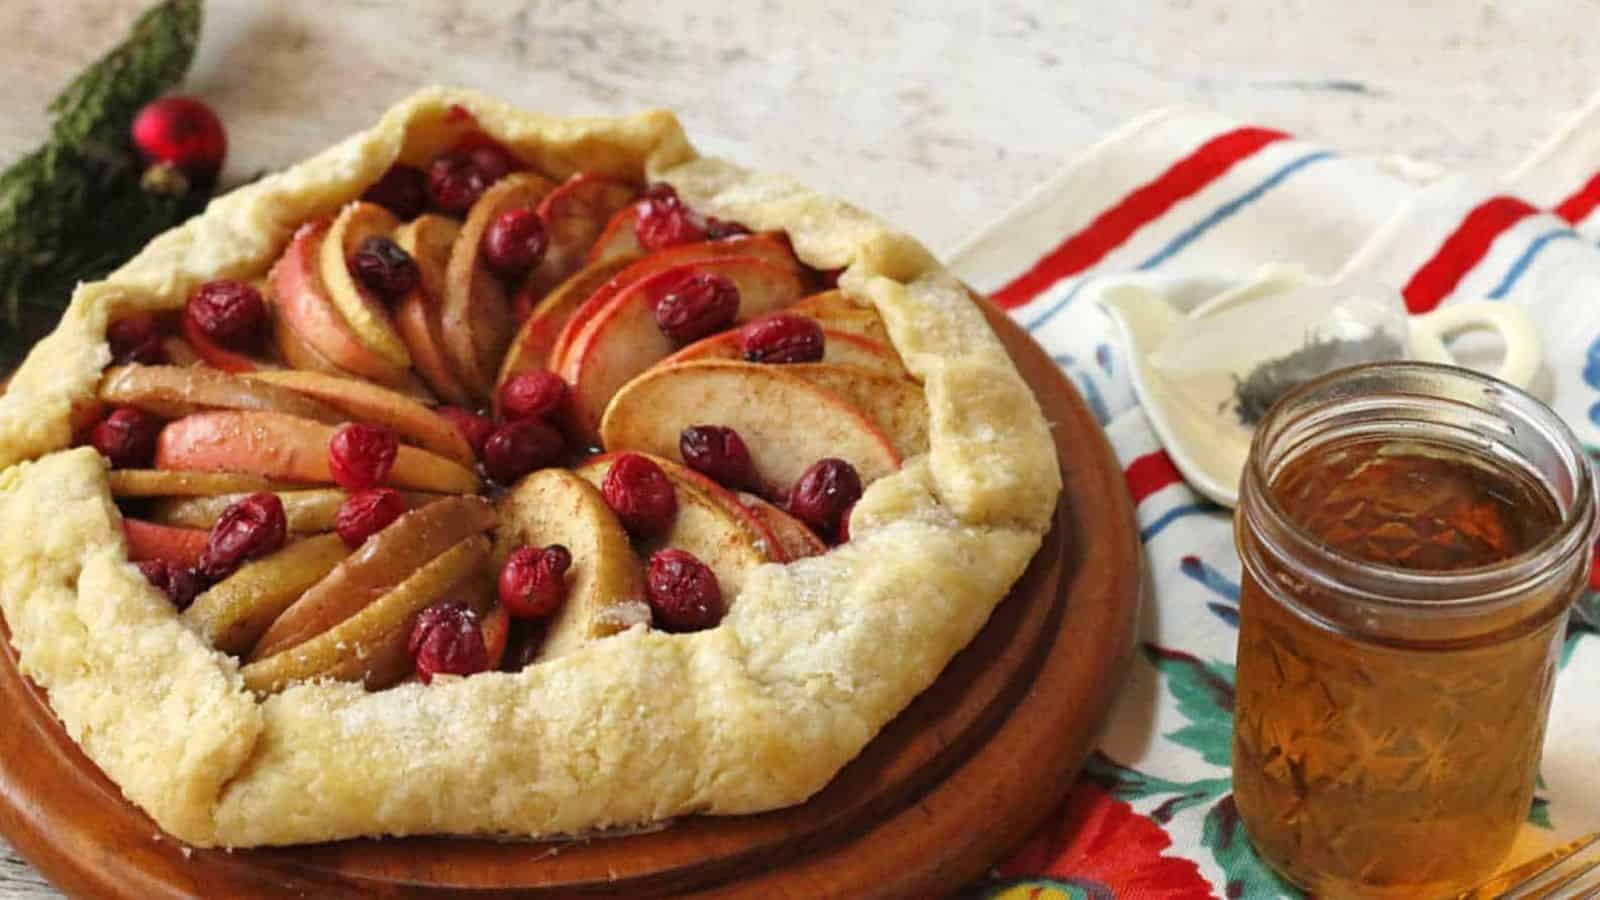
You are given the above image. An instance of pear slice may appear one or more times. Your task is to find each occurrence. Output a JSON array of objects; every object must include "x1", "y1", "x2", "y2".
[
  {"x1": 249, "y1": 496, "x2": 495, "y2": 660},
  {"x1": 108, "y1": 469, "x2": 281, "y2": 498},
  {"x1": 444, "y1": 172, "x2": 558, "y2": 398},
  {"x1": 183, "y1": 534, "x2": 351, "y2": 655},
  {"x1": 243, "y1": 370, "x2": 475, "y2": 466},
  {"x1": 319, "y1": 202, "x2": 412, "y2": 368},
  {"x1": 99, "y1": 364, "x2": 344, "y2": 424},
  {"x1": 599, "y1": 360, "x2": 901, "y2": 495},
  {"x1": 240, "y1": 535, "x2": 491, "y2": 693},
  {"x1": 149, "y1": 489, "x2": 444, "y2": 533},
  {"x1": 779, "y1": 363, "x2": 929, "y2": 460},
  {"x1": 736, "y1": 491, "x2": 827, "y2": 561},
  {"x1": 497, "y1": 468, "x2": 648, "y2": 659}
]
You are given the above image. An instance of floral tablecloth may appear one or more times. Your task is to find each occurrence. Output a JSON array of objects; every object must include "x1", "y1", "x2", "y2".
[{"x1": 952, "y1": 97, "x2": 1600, "y2": 898}]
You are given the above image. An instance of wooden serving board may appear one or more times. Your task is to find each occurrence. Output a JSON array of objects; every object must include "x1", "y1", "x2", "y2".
[{"x1": 0, "y1": 304, "x2": 1142, "y2": 899}]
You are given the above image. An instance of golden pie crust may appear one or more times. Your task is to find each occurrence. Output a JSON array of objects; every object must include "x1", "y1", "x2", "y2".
[{"x1": 0, "y1": 88, "x2": 1061, "y2": 847}]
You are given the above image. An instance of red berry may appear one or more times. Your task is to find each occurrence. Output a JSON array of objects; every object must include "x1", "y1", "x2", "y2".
[
  {"x1": 679, "y1": 425, "x2": 756, "y2": 490},
  {"x1": 427, "y1": 144, "x2": 513, "y2": 215},
  {"x1": 107, "y1": 314, "x2": 166, "y2": 365},
  {"x1": 409, "y1": 599, "x2": 489, "y2": 684},
  {"x1": 131, "y1": 96, "x2": 227, "y2": 180},
  {"x1": 349, "y1": 236, "x2": 419, "y2": 303},
  {"x1": 645, "y1": 549, "x2": 723, "y2": 632},
  {"x1": 498, "y1": 545, "x2": 572, "y2": 619},
  {"x1": 481, "y1": 208, "x2": 549, "y2": 277},
  {"x1": 633, "y1": 183, "x2": 707, "y2": 250},
  {"x1": 198, "y1": 492, "x2": 287, "y2": 580},
  {"x1": 654, "y1": 272, "x2": 739, "y2": 343},
  {"x1": 465, "y1": 140, "x2": 516, "y2": 182},
  {"x1": 602, "y1": 453, "x2": 678, "y2": 537},
  {"x1": 739, "y1": 313, "x2": 825, "y2": 364},
  {"x1": 497, "y1": 370, "x2": 568, "y2": 424},
  {"x1": 135, "y1": 560, "x2": 204, "y2": 610},
  {"x1": 335, "y1": 488, "x2": 407, "y2": 548},
  {"x1": 482, "y1": 419, "x2": 564, "y2": 484},
  {"x1": 786, "y1": 458, "x2": 862, "y2": 541},
  {"x1": 438, "y1": 406, "x2": 495, "y2": 457},
  {"x1": 704, "y1": 217, "x2": 751, "y2": 240},
  {"x1": 91, "y1": 407, "x2": 161, "y2": 468},
  {"x1": 187, "y1": 280, "x2": 268, "y2": 353},
  {"x1": 329, "y1": 423, "x2": 398, "y2": 490},
  {"x1": 362, "y1": 165, "x2": 429, "y2": 220}
]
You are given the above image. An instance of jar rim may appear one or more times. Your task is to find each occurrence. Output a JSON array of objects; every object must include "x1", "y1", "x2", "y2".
[{"x1": 1242, "y1": 361, "x2": 1597, "y2": 612}]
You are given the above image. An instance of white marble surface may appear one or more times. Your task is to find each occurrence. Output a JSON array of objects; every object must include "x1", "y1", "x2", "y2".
[{"x1": 0, "y1": 0, "x2": 1593, "y2": 895}]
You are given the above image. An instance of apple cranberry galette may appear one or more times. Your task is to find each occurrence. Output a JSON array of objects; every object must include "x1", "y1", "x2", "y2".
[{"x1": 0, "y1": 89, "x2": 1060, "y2": 847}]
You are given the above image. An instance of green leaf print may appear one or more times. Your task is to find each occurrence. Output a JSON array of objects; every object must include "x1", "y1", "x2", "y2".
[
  {"x1": 1144, "y1": 644, "x2": 1236, "y2": 768},
  {"x1": 1084, "y1": 752, "x2": 1230, "y2": 823},
  {"x1": 1202, "y1": 795, "x2": 1302, "y2": 899}
]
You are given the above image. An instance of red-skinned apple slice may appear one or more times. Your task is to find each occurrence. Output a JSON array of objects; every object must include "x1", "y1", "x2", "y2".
[
  {"x1": 268, "y1": 221, "x2": 412, "y2": 386},
  {"x1": 319, "y1": 202, "x2": 412, "y2": 368},
  {"x1": 549, "y1": 232, "x2": 803, "y2": 368},
  {"x1": 523, "y1": 173, "x2": 638, "y2": 298},
  {"x1": 560, "y1": 256, "x2": 807, "y2": 441},
  {"x1": 181, "y1": 308, "x2": 268, "y2": 374},
  {"x1": 123, "y1": 519, "x2": 209, "y2": 567},
  {"x1": 736, "y1": 492, "x2": 827, "y2": 561},
  {"x1": 154, "y1": 410, "x2": 481, "y2": 494},
  {"x1": 443, "y1": 172, "x2": 557, "y2": 399},
  {"x1": 393, "y1": 215, "x2": 473, "y2": 405},
  {"x1": 496, "y1": 468, "x2": 648, "y2": 659},
  {"x1": 787, "y1": 290, "x2": 892, "y2": 344},
  {"x1": 584, "y1": 203, "x2": 644, "y2": 266},
  {"x1": 648, "y1": 454, "x2": 786, "y2": 562},
  {"x1": 501, "y1": 255, "x2": 637, "y2": 392},
  {"x1": 599, "y1": 360, "x2": 900, "y2": 494},
  {"x1": 99, "y1": 364, "x2": 344, "y2": 424},
  {"x1": 777, "y1": 363, "x2": 929, "y2": 460},
  {"x1": 661, "y1": 326, "x2": 907, "y2": 378},
  {"x1": 243, "y1": 370, "x2": 474, "y2": 466}
]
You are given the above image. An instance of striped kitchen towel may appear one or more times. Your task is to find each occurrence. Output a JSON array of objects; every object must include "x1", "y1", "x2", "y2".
[{"x1": 951, "y1": 95, "x2": 1600, "y2": 898}]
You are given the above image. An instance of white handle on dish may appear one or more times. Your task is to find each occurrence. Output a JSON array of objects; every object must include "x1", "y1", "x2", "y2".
[{"x1": 1408, "y1": 301, "x2": 1541, "y2": 389}]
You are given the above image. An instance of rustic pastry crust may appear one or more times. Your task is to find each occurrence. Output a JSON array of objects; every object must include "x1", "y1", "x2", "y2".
[{"x1": 0, "y1": 88, "x2": 1061, "y2": 847}]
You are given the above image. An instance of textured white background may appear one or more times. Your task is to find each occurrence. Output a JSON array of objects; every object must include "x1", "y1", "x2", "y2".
[{"x1": 0, "y1": 0, "x2": 1594, "y2": 895}]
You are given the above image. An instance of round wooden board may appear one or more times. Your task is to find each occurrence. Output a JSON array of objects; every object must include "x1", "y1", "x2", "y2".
[{"x1": 0, "y1": 301, "x2": 1141, "y2": 899}]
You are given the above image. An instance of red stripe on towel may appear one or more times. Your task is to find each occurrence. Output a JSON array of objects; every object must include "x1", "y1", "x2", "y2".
[{"x1": 1402, "y1": 195, "x2": 1537, "y2": 313}]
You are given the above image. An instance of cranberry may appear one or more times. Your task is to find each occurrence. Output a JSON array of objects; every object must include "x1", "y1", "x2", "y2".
[
  {"x1": 91, "y1": 407, "x2": 161, "y2": 468},
  {"x1": 738, "y1": 313, "x2": 825, "y2": 364},
  {"x1": 107, "y1": 314, "x2": 166, "y2": 365},
  {"x1": 787, "y1": 458, "x2": 862, "y2": 541},
  {"x1": 130, "y1": 96, "x2": 227, "y2": 180},
  {"x1": 679, "y1": 425, "x2": 757, "y2": 490},
  {"x1": 465, "y1": 141, "x2": 516, "y2": 182},
  {"x1": 362, "y1": 164, "x2": 429, "y2": 219},
  {"x1": 645, "y1": 549, "x2": 723, "y2": 632},
  {"x1": 601, "y1": 453, "x2": 678, "y2": 537},
  {"x1": 187, "y1": 280, "x2": 268, "y2": 353},
  {"x1": 135, "y1": 560, "x2": 204, "y2": 610},
  {"x1": 409, "y1": 599, "x2": 489, "y2": 684},
  {"x1": 481, "y1": 208, "x2": 549, "y2": 277},
  {"x1": 497, "y1": 370, "x2": 568, "y2": 424},
  {"x1": 335, "y1": 488, "x2": 407, "y2": 548},
  {"x1": 198, "y1": 492, "x2": 287, "y2": 580},
  {"x1": 349, "y1": 236, "x2": 419, "y2": 303},
  {"x1": 438, "y1": 406, "x2": 495, "y2": 458},
  {"x1": 654, "y1": 272, "x2": 739, "y2": 343},
  {"x1": 329, "y1": 423, "x2": 399, "y2": 490},
  {"x1": 633, "y1": 183, "x2": 707, "y2": 250},
  {"x1": 498, "y1": 545, "x2": 572, "y2": 619},
  {"x1": 482, "y1": 419, "x2": 564, "y2": 484},
  {"x1": 427, "y1": 144, "x2": 513, "y2": 215},
  {"x1": 704, "y1": 217, "x2": 751, "y2": 240}
]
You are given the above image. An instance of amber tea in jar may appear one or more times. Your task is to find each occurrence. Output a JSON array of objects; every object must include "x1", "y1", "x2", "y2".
[{"x1": 1232, "y1": 363, "x2": 1596, "y2": 898}]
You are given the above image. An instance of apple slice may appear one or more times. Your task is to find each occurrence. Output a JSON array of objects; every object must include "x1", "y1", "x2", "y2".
[
  {"x1": 574, "y1": 453, "x2": 771, "y2": 603},
  {"x1": 481, "y1": 602, "x2": 510, "y2": 670},
  {"x1": 599, "y1": 360, "x2": 901, "y2": 494},
  {"x1": 155, "y1": 410, "x2": 481, "y2": 494},
  {"x1": 183, "y1": 533, "x2": 351, "y2": 654},
  {"x1": 319, "y1": 202, "x2": 412, "y2": 368},
  {"x1": 443, "y1": 172, "x2": 558, "y2": 399},
  {"x1": 393, "y1": 215, "x2": 473, "y2": 405},
  {"x1": 522, "y1": 173, "x2": 638, "y2": 299},
  {"x1": 561, "y1": 257, "x2": 807, "y2": 441},
  {"x1": 660, "y1": 327, "x2": 907, "y2": 378},
  {"x1": 496, "y1": 468, "x2": 648, "y2": 659},
  {"x1": 736, "y1": 492, "x2": 827, "y2": 561},
  {"x1": 249, "y1": 495, "x2": 496, "y2": 661},
  {"x1": 550, "y1": 232, "x2": 803, "y2": 369},
  {"x1": 180, "y1": 310, "x2": 269, "y2": 374},
  {"x1": 123, "y1": 519, "x2": 209, "y2": 567},
  {"x1": 108, "y1": 469, "x2": 280, "y2": 498},
  {"x1": 584, "y1": 203, "x2": 644, "y2": 266},
  {"x1": 268, "y1": 221, "x2": 412, "y2": 386},
  {"x1": 99, "y1": 364, "x2": 344, "y2": 424},
  {"x1": 503, "y1": 255, "x2": 637, "y2": 380},
  {"x1": 241, "y1": 534, "x2": 492, "y2": 693},
  {"x1": 149, "y1": 488, "x2": 444, "y2": 533},
  {"x1": 161, "y1": 336, "x2": 202, "y2": 368},
  {"x1": 787, "y1": 290, "x2": 892, "y2": 344},
  {"x1": 648, "y1": 454, "x2": 787, "y2": 562},
  {"x1": 779, "y1": 364, "x2": 929, "y2": 460},
  {"x1": 243, "y1": 370, "x2": 474, "y2": 467}
]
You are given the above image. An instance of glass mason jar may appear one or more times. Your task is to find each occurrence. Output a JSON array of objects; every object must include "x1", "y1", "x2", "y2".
[{"x1": 1232, "y1": 363, "x2": 1596, "y2": 898}]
